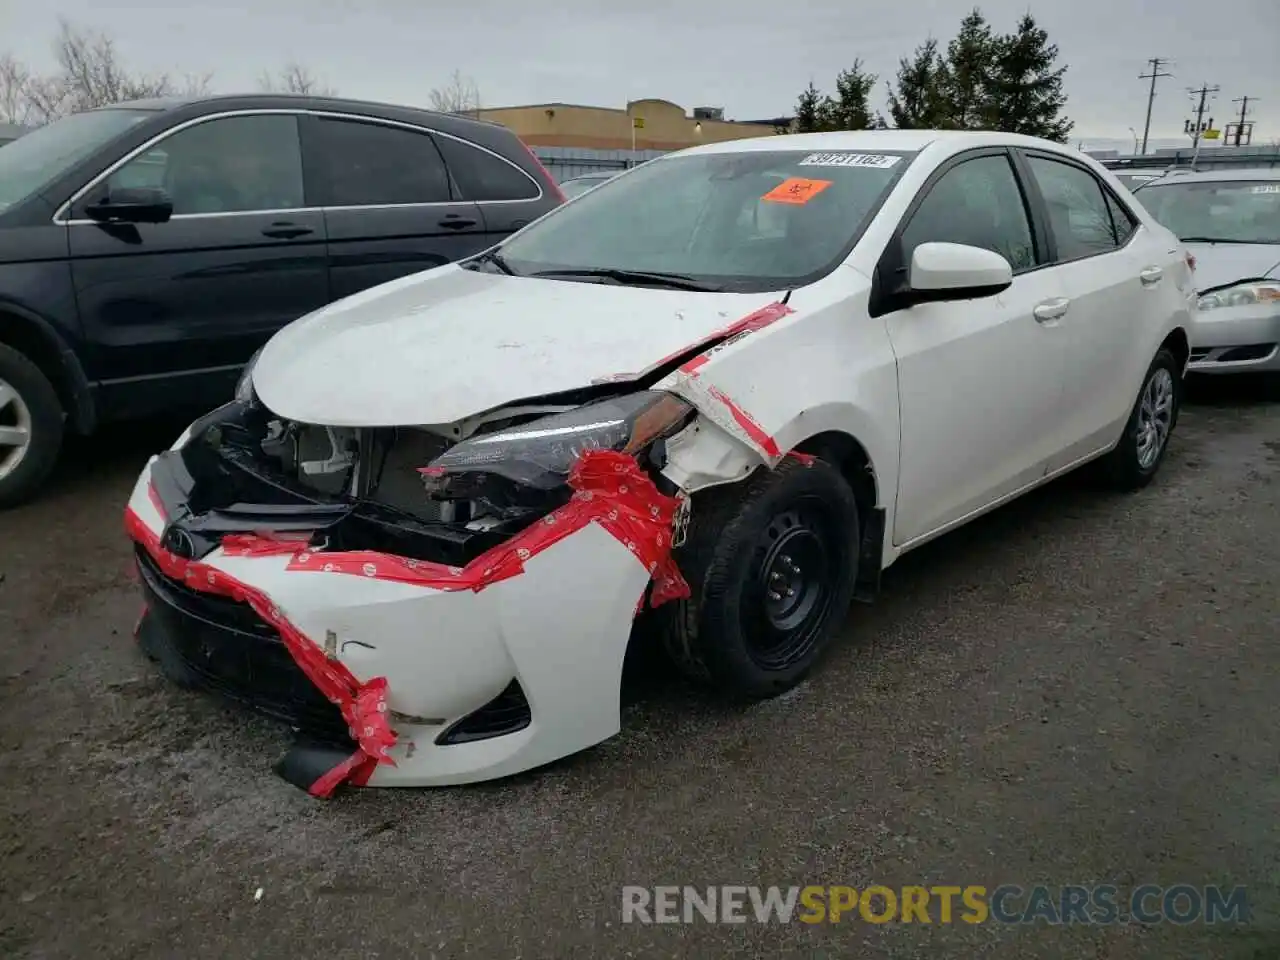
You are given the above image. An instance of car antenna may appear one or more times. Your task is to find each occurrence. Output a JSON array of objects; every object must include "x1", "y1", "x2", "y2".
[{"x1": 781, "y1": 289, "x2": 794, "y2": 305}]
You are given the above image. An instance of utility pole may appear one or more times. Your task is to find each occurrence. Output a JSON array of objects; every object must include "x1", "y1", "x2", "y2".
[
  {"x1": 1230, "y1": 95, "x2": 1256, "y2": 146},
  {"x1": 1186, "y1": 83, "x2": 1220, "y2": 168},
  {"x1": 1138, "y1": 57, "x2": 1173, "y2": 154}
]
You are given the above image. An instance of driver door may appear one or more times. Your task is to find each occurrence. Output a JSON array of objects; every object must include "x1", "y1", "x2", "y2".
[
  {"x1": 67, "y1": 112, "x2": 330, "y2": 420},
  {"x1": 882, "y1": 149, "x2": 1069, "y2": 546}
]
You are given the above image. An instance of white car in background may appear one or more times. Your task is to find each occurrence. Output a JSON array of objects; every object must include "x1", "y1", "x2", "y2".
[
  {"x1": 125, "y1": 130, "x2": 1194, "y2": 795},
  {"x1": 559, "y1": 171, "x2": 618, "y2": 198},
  {"x1": 1134, "y1": 168, "x2": 1280, "y2": 373}
]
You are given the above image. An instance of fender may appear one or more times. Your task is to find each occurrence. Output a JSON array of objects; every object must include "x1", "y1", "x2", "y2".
[{"x1": 0, "y1": 298, "x2": 96, "y2": 434}]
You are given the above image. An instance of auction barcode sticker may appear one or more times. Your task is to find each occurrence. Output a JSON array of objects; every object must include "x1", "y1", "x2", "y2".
[{"x1": 798, "y1": 153, "x2": 901, "y2": 169}]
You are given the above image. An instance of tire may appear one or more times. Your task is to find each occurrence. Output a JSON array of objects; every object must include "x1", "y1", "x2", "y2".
[
  {"x1": 1097, "y1": 346, "x2": 1181, "y2": 492},
  {"x1": 659, "y1": 456, "x2": 861, "y2": 699},
  {"x1": 0, "y1": 343, "x2": 65, "y2": 510}
]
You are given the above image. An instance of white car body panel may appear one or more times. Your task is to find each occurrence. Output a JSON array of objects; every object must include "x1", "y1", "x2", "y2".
[
  {"x1": 128, "y1": 129, "x2": 1193, "y2": 791},
  {"x1": 253, "y1": 263, "x2": 784, "y2": 426}
]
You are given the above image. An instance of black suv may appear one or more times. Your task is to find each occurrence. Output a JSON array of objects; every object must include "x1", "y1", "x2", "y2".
[{"x1": 0, "y1": 94, "x2": 564, "y2": 507}]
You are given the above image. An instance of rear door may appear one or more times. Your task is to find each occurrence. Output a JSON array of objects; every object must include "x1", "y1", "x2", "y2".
[
  {"x1": 433, "y1": 134, "x2": 554, "y2": 243},
  {"x1": 304, "y1": 115, "x2": 487, "y2": 300},
  {"x1": 1017, "y1": 151, "x2": 1167, "y2": 469},
  {"x1": 67, "y1": 111, "x2": 329, "y2": 419}
]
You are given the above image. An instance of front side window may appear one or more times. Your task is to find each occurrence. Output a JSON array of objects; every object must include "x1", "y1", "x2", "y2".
[
  {"x1": 104, "y1": 114, "x2": 304, "y2": 215},
  {"x1": 1134, "y1": 179, "x2": 1280, "y2": 244},
  {"x1": 495, "y1": 149, "x2": 913, "y2": 291},
  {"x1": 1026, "y1": 155, "x2": 1120, "y2": 260},
  {"x1": 0, "y1": 108, "x2": 154, "y2": 212},
  {"x1": 900, "y1": 154, "x2": 1037, "y2": 271},
  {"x1": 312, "y1": 118, "x2": 452, "y2": 206}
]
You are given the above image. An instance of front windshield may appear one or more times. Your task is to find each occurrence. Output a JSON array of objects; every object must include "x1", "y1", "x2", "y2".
[
  {"x1": 0, "y1": 108, "x2": 155, "y2": 211},
  {"x1": 498, "y1": 149, "x2": 914, "y2": 290},
  {"x1": 1135, "y1": 179, "x2": 1280, "y2": 243}
]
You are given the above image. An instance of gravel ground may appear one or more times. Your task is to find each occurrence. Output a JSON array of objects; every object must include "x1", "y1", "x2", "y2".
[{"x1": 0, "y1": 380, "x2": 1277, "y2": 960}]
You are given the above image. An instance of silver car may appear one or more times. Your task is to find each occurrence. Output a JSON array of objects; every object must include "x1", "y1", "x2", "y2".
[{"x1": 1135, "y1": 168, "x2": 1280, "y2": 374}]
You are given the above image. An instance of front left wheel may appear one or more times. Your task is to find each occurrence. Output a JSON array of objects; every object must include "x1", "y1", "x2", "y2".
[{"x1": 660, "y1": 457, "x2": 861, "y2": 699}]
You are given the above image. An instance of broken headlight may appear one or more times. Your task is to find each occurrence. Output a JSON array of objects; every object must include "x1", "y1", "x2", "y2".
[{"x1": 424, "y1": 391, "x2": 693, "y2": 490}]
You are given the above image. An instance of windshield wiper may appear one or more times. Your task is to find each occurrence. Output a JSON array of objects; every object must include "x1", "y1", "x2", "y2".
[
  {"x1": 528, "y1": 268, "x2": 724, "y2": 291},
  {"x1": 466, "y1": 249, "x2": 519, "y2": 275},
  {"x1": 1179, "y1": 236, "x2": 1260, "y2": 245}
]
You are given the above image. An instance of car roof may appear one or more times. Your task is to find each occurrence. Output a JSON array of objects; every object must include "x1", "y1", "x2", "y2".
[
  {"x1": 1139, "y1": 166, "x2": 1280, "y2": 184},
  {"x1": 97, "y1": 92, "x2": 508, "y2": 130},
  {"x1": 670, "y1": 129, "x2": 1085, "y2": 158}
]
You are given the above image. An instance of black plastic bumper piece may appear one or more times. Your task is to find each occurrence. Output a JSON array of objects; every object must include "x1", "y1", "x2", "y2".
[{"x1": 135, "y1": 546, "x2": 351, "y2": 745}]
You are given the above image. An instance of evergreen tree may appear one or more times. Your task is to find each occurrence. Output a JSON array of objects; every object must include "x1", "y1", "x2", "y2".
[
  {"x1": 830, "y1": 59, "x2": 877, "y2": 130},
  {"x1": 936, "y1": 8, "x2": 998, "y2": 129},
  {"x1": 986, "y1": 13, "x2": 1073, "y2": 141},
  {"x1": 794, "y1": 81, "x2": 825, "y2": 133},
  {"x1": 887, "y1": 38, "x2": 947, "y2": 129}
]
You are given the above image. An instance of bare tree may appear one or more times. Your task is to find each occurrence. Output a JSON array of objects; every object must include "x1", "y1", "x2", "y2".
[
  {"x1": 428, "y1": 69, "x2": 481, "y2": 116},
  {"x1": 258, "y1": 63, "x2": 335, "y2": 96},
  {"x1": 46, "y1": 18, "x2": 180, "y2": 116},
  {"x1": 0, "y1": 54, "x2": 33, "y2": 125}
]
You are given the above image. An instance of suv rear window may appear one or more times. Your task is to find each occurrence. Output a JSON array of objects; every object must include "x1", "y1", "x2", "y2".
[{"x1": 435, "y1": 136, "x2": 540, "y2": 202}]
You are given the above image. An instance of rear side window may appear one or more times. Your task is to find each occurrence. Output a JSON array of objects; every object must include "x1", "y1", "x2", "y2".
[
  {"x1": 435, "y1": 135, "x2": 540, "y2": 202},
  {"x1": 1025, "y1": 155, "x2": 1120, "y2": 260},
  {"x1": 1104, "y1": 191, "x2": 1139, "y2": 245},
  {"x1": 312, "y1": 118, "x2": 452, "y2": 207}
]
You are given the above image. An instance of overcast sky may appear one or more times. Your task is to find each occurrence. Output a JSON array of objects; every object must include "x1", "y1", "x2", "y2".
[{"x1": 4, "y1": 0, "x2": 1278, "y2": 144}]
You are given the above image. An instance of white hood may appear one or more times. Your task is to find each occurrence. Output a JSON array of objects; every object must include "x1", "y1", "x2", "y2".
[
  {"x1": 253, "y1": 265, "x2": 783, "y2": 426},
  {"x1": 1186, "y1": 242, "x2": 1280, "y2": 292}
]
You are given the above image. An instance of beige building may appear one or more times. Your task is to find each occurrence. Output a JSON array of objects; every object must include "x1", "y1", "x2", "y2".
[{"x1": 474, "y1": 98, "x2": 787, "y2": 151}]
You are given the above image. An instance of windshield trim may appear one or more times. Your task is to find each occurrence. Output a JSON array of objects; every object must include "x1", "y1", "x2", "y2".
[{"x1": 491, "y1": 148, "x2": 921, "y2": 295}]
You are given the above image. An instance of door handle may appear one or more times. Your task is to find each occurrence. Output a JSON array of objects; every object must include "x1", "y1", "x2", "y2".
[
  {"x1": 1139, "y1": 266, "x2": 1163, "y2": 286},
  {"x1": 1033, "y1": 297, "x2": 1070, "y2": 323},
  {"x1": 261, "y1": 222, "x2": 313, "y2": 239},
  {"x1": 438, "y1": 216, "x2": 477, "y2": 230}
]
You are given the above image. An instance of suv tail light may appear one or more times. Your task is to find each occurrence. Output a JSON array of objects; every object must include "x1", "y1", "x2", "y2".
[{"x1": 519, "y1": 140, "x2": 565, "y2": 202}]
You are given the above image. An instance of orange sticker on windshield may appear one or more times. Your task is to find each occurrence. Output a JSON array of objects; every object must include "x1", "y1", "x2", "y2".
[{"x1": 761, "y1": 177, "x2": 833, "y2": 205}]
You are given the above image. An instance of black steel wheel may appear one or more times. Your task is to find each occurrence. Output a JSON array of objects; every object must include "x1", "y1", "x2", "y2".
[{"x1": 659, "y1": 456, "x2": 861, "y2": 699}]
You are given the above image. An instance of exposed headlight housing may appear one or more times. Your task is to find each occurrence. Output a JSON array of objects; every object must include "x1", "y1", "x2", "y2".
[
  {"x1": 1197, "y1": 282, "x2": 1280, "y2": 311},
  {"x1": 424, "y1": 391, "x2": 694, "y2": 491},
  {"x1": 235, "y1": 347, "x2": 264, "y2": 404}
]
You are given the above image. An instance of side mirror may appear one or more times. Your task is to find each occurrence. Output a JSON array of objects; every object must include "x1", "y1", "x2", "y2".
[
  {"x1": 905, "y1": 241, "x2": 1013, "y2": 304},
  {"x1": 85, "y1": 186, "x2": 174, "y2": 225}
]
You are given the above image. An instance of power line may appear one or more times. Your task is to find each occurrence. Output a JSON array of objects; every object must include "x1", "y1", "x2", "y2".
[
  {"x1": 1229, "y1": 95, "x2": 1257, "y2": 146},
  {"x1": 1138, "y1": 57, "x2": 1173, "y2": 155},
  {"x1": 1185, "y1": 83, "x2": 1220, "y2": 167}
]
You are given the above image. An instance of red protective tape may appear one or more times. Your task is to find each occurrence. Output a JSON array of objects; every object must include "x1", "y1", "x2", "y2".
[
  {"x1": 125, "y1": 504, "x2": 396, "y2": 798},
  {"x1": 285, "y1": 450, "x2": 691, "y2": 606},
  {"x1": 705, "y1": 386, "x2": 782, "y2": 459},
  {"x1": 124, "y1": 450, "x2": 690, "y2": 795}
]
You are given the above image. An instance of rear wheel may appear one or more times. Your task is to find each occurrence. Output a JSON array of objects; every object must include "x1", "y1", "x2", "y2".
[
  {"x1": 1097, "y1": 346, "x2": 1181, "y2": 491},
  {"x1": 0, "y1": 343, "x2": 64, "y2": 509},
  {"x1": 661, "y1": 457, "x2": 861, "y2": 699}
]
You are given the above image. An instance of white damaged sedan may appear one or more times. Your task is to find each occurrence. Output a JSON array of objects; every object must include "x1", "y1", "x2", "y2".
[{"x1": 125, "y1": 130, "x2": 1195, "y2": 795}]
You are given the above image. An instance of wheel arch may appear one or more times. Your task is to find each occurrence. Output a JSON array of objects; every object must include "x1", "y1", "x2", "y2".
[
  {"x1": 0, "y1": 303, "x2": 95, "y2": 434},
  {"x1": 1161, "y1": 325, "x2": 1190, "y2": 375}
]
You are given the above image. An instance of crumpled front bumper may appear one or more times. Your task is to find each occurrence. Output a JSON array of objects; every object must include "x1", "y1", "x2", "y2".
[{"x1": 124, "y1": 448, "x2": 688, "y2": 795}]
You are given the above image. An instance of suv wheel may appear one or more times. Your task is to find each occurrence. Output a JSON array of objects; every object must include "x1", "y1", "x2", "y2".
[{"x1": 0, "y1": 344, "x2": 65, "y2": 509}]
